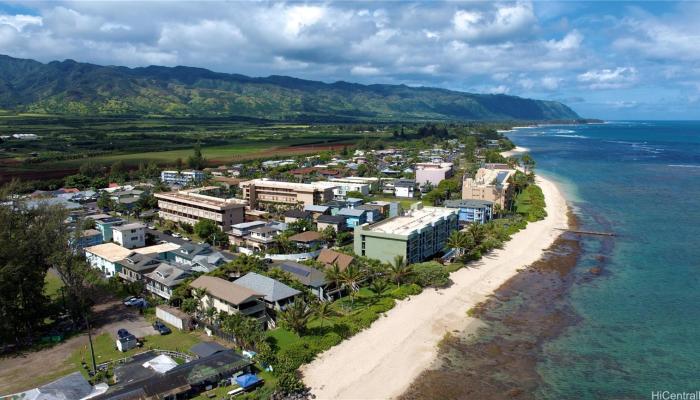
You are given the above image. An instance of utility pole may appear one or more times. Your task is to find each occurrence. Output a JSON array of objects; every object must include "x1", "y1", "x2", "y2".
[{"x1": 84, "y1": 314, "x2": 97, "y2": 375}]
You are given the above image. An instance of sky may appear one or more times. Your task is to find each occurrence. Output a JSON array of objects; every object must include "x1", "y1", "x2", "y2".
[{"x1": 0, "y1": 1, "x2": 699, "y2": 120}]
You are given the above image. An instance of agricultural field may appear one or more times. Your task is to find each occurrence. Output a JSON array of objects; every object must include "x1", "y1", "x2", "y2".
[{"x1": 0, "y1": 114, "x2": 382, "y2": 182}]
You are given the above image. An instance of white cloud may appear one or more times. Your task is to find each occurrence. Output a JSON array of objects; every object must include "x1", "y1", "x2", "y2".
[
  {"x1": 578, "y1": 67, "x2": 638, "y2": 89},
  {"x1": 351, "y1": 65, "x2": 381, "y2": 76},
  {"x1": 541, "y1": 76, "x2": 561, "y2": 90},
  {"x1": 0, "y1": 14, "x2": 42, "y2": 31},
  {"x1": 546, "y1": 30, "x2": 582, "y2": 52},
  {"x1": 452, "y1": 2, "x2": 536, "y2": 42}
]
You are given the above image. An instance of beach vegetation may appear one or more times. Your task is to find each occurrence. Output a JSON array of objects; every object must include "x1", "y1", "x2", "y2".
[{"x1": 410, "y1": 261, "x2": 451, "y2": 288}]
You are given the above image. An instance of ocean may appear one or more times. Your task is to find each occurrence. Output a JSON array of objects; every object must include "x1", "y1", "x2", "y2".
[{"x1": 402, "y1": 121, "x2": 700, "y2": 399}]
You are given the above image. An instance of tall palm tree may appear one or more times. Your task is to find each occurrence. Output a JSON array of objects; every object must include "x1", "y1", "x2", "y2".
[
  {"x1": 388, "y1": 255, "x2": 413, "y2": 288},
  {"x1": 447, "y1": 231, "x2": 469, "y2": 257},
  {"x1": 314, "y1": 301, "x2": 339, "y2": 328},
  {"x1": 278, "y1": 299, "x2": 313, "y2": 335},
  {"x1": 341, "y1": 264, "x2": 363, "y2": 308},
  {"x1": 324, "y1": 263, "x2": 344, "y2": 299}
]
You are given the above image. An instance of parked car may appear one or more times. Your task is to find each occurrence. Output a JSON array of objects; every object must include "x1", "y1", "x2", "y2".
[
  {"x1": 124, "y1": 297, "x2": 144, "y2": 307},
  {"x1": 117, "y1": 328, "x2": 130, "y2": 339},
  {"x1": 163, "y1": 230, "x2": 173, "y2": 235},
  {"x1": 152, "y1": 321, "x2": 171, "y2": 335},
  {"x1": 182, "y1": 237, "x2": 190, "y2": 241},
  {"x1": 122, "y1": 296, "x2": 136, "y2": 306},
  {"x1": 131, "y1": 298, "x2": 149, "y2": 308},
  {"x1": 147, "y1": 225, "x2": 156, "y2": 230},
  {"x1": 172, "y1": 233, "x2": 182, "y2": 238}
]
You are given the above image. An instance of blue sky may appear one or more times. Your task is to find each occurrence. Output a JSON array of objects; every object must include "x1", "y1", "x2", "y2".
[{"x1": 1, "y1": 1, "x2": 698, "y2": 120}]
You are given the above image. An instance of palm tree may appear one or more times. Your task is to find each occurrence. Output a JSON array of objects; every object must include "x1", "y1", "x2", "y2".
[
  {"x1": 369, "y1": 278, "x2": 389, "y2": 298},
  {"x1": 314, "y1": 301, "x2": 339, "y2": 328},
  {"x1": 447, "y1": 231, "x2": 469, "y2": 257},
  {"x1": 324, "y1": 263, "x2": 344, "y2": 298},
  {"x1": 341, "y1": 264, "x2": 363, "y2": 308},
  {"x1": 278, "y1": 299, "x2": 314, "y2": 335},
  {"x1": 387, "y1": 255, "x2": 413, "y2": 288},
  {"x1": 492, "y1": 203, "x2": 502, "y2": 219},
  {"x1": 468, "y1": 223, "x2": 486, "y2": 247}
]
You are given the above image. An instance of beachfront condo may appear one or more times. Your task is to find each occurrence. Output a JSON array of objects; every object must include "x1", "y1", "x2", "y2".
[
  {"x1": 354, "y1": 205, "x2": 459, "y2": 264},
  {"x1": 154, "y1": 186, "x2": 246, "y2": 231},
  {"x1": 461, "y1": 166, "x2": 516, "y2": 208},
  {"x1": 239, "y1": 179, "x2": 336, "y2": 209}
]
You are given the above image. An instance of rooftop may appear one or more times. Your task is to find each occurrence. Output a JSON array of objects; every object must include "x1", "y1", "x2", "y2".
[
  {"x1": 241, "y1": 179, "x2": 338, "y2": 192},
  {"x1": 155, "y1": 186, "x2": 246, "y2": 210},
  {"x1": 288, "y1": 231, "x2": 323, "y2": 243},
  {"x1": 444, "y1": 199, "x2": 494, "y2": 208},
  {"x1": 364, "y1": 206, "x2": 457, "y2": 236},
  {"x1": 112, "y1": 222, "x2": 146, "y2": 231},
  {"x1": 278, "y1": 262, "x2": 326, "y2": 287},
  {"x1": 317, "y1": 248, "x2": 354, "y2": 270},
  {"x1": 234, "y1": 272, "x2": 301, "y2": 302},
  {"x1": 190, "y1": 275, "x2": 262, "y2": 305}
]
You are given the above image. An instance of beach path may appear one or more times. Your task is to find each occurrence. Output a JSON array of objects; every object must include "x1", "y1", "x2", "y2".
[{"x1": 301, "y1": 175, "x2": 569, "y2": 400}]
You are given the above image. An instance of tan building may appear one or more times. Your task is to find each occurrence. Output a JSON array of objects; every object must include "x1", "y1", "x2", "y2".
[
  {"x1": 155, "y1": 186, "x2": 246, "y2": 231},
  {"x1": 189, "y1": 275, "x2": 267, "y2": 320},
  {"x1": 461, "y1": 166, "x2": 516, "y2": 208},
  {"x1": 239, "y1": 179, "x2": 336, "y2": 209}
]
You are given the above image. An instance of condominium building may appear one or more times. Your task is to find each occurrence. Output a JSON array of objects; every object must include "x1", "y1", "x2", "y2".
[
  {"x1": 461, "y1": 166, "x2": 516, "y2": 208},
  {"x1": 154, "y1": 186, "x2": 246, "y2": 231},
  {"x1": 328, "y1": 177, "x2": 380, "y2": 192},
  {"x1": 415, "y1": 162, "x2": 454, "y2": 188},
  {"x1": 239, "y1": 179, "x2": 336, "y2": 209},
  {"x1": 160, "y1": 170, "x2": 206, "y2": 186},
  {"x1": 354, "y1": 205, "x2": 459, "y2": 264}
]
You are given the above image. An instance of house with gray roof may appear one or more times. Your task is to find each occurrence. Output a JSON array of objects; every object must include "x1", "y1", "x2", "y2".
[
  {"x1": 117, "y1": 253, "x2": 162, "y2": 282},
  {"x1": 234, "y1": 272, "x2": 301, "y2": 311},
  {"x1": 144, "y1": 263, "x2": 191, "y2": 300},
  {"x1": 278, "y1": 261, "x2": 327, "y2": 300}
]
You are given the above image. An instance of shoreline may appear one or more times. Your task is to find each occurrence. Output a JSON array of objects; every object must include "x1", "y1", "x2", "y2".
[
  {"x1": 301, "y1": 174, "x2": 570, "y2": 399},
  {"x1": 501, "y1": 145, "x2": 530, "y2": 157}
]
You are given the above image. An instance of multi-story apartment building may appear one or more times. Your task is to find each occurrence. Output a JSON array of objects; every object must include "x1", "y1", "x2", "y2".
[
  {"x1": 415, "y1": 162, "x2": 454, "y2": 188},
  {"x1": 328, "y1": 176, "x2": 381, "y2": 192},
  {"x1": 112, "y1": 222, "x2": 146, "y2": 249},
  {"x1": 154, "y1": 187, "x2": 246, "y2": 231},
  {"x1": 239, "y1": 179, "x2": 336, "y2": 209},
  {"x1": 160, "y1": 170, "x2": 206, "y2": 186},
  {"x1": 354, "y1": 205, "x2": 459, "y2": 264},
  {"x1": 461, "y1": 166, "x2": 516, "y2": 208},
  {"x1": 444, "y1": 199, "x2": 494, "y2": 224}
]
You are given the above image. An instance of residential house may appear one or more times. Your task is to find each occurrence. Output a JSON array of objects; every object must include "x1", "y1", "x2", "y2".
[
  {"x1": 288, "y1": 231, "x2": 324, "y2": 250},
  {"x1": 394, "y1": 179, "x2": 417, "y2": 198},
  {"x1": 189, "y1": 275, "x2": 267, "y2": 321},
  {"x1": 234, "y1": 272, "x2": 301, "y2": 312},
  {"x1": 74, "y1": 229, "x2": 103, "y2": 249},
  {"x1": 283, "y1": 209, "x2": 312, "y2": 224},
  {"x1": 95, "y1": 217, "x2": 125, "y2": 242},
  {"x1": 245, "y1": 226, "x2": 279, "y2": 253},
  {"x1": 85, "y1": 242, "x2": 181, "y2": 279},
  {"x1": 444, "y1": 199, "x2": 494, "y2": 224},
  {"x1": 228, "y1": 221, "x2": 267, "y2": 247},
  {"x1": 316, "y1": 214, "x2": 346, "y2": 232},
  {"x1": 303, "y1": 204, "x2": 331, "y2": 220},
  {"x1": 317, "y1": 248, "x2": 355, "y2": 270},
  {"x1": 356, "y1": 204, "x2": 385, "y2": 223},
  {"x1": 117, "y1": 253, "x2": 162, "y2": 282},
  {"x1": 145, "y1": 263, "x2": 191, "y2": 300},
  {"x1": 170, "y1": 243, "x2": 232, "y2": 273},
  {"x1": 338, "y1": 208, "x2": 367, "y2": 228},
  {"x1": 112, "y1": 222, "x2": 146, "y2": 249},
  {"x1": 277, "y1": 261, "x2": 328, "y2": 300}
]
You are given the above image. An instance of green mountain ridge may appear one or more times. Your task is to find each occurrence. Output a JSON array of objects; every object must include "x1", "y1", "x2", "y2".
[{"x1": 0, "y1": 54, "x2": 580, "y2": 121}]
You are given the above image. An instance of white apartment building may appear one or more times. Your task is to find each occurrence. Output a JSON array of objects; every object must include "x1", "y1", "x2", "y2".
[
  {"x1": 160, "y1": 170, "x2": 206, "y2": 186},
  {"x1": 112, "y1": 222, "x2": 146, "y2": 249}
]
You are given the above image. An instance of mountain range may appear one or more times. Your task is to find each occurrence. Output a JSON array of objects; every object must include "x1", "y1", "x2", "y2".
[{"x1": 0, "y1": 55, "x2": 580, "y2": 121}]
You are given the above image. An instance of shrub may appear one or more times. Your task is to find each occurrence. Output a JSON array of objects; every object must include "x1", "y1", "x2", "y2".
[
  {"x1": 388, "y1": 283, "x2": 422, "y2": 299},
  {"x1": 277, "y1": 372, "x2": 305, "y2": 394},
  {"x1": 410, "y1": 262, "x2": 451, "y2": 288}
]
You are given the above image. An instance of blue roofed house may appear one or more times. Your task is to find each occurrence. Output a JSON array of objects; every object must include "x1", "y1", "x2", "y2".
[
  {"x1": 74, "y1": 229, "x2": 103, "y2": 249},
  {"x1": 338, "y1": 208, "x2": 367, "y2": 228},
  {"x1": 444, "y1": 199, "x2": 494, "y2": 224}
]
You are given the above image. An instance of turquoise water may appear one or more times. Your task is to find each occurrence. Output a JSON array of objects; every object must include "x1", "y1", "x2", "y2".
[{"x1": 508, "y1": 122, "x2": 700, "y2": 399}]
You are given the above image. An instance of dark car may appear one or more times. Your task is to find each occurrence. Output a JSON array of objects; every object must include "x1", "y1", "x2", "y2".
[
  {"x1": 153, "y1": 321, "x2": 171, "y2": 335},
  {"x1": 117, "y1": 328, "x2": 130, "y2": 339},
  {"x1": 163, "y1": 230, "x2": 173, "y2": 235}
]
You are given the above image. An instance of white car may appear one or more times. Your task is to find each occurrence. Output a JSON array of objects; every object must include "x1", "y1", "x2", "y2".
[
  {"x1": 172, "y1": 233, "x2": 182, "y2": 238},
  {"x1": 147, "y1": 225, "x2": 156, "y2": 230},
  {"x1": 182, "y1": 237, "x2": 191, "y2": 241}
]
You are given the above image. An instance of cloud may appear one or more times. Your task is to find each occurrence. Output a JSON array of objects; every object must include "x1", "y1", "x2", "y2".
[
  {"x1": 452, "y1": 2, "x2": 536, "y2": 42},
  {"x1": 351, "y1": 65, "x2": 381, "y2": 76},
  {"x1": 0, "y1": 14, "x2": 42, "y2": 30},
  {"x1": 545, "y1": 30, "x2": 582, "y2": 52},
  {"x1": 577, "y1": 67, "x2": 638, "y2": 89}
]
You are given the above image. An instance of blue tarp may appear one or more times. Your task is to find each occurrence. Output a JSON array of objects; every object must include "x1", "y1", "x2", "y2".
[{"x1": 235, "y1": 373, "x2": 260, "y2": 389}]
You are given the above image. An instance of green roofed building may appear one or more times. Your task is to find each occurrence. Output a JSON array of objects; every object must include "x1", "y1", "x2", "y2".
[{"x1": 354, "y1": 205, "x2": 459, "y2": 264}]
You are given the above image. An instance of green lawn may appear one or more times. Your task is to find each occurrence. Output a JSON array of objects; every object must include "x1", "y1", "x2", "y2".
[
  {"x1": 44, "y1": 272, "x2": 64, "y2": 299},
  {"x1": 372, "y1": 195, "x2": 419, "y2": 211}
]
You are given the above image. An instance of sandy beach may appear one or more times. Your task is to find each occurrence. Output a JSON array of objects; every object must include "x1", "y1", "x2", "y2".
[
  {"x1": 501, "y1": 145, "x2": 530, "y2": 157},
  {"x1": 301, "y1": 175, "x2": 569, "y2": 400}
]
